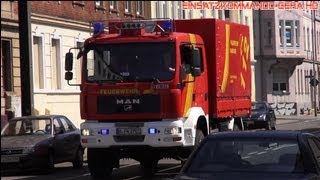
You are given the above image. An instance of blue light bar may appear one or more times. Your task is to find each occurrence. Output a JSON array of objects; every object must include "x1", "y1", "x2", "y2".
[
  {"x1": 93, "y1": 22, "x2": 105, "y2": 35},
  {"x1": 161, "y1": 20, "x2": 172, "y2": 32},
  {"x1": 148, "y1": 128, "x2": 157, "y2": 134},
  {"x1": 101, "y1": 129, "x2": 109, "y2": 135}
]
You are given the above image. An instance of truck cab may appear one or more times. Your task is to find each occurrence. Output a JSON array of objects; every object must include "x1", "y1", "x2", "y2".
[{"x1": 65, "y1": 18, "x2": 251, "y2": 178}]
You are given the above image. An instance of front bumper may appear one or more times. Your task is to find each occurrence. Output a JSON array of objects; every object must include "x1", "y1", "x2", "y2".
[
  {"x1": 243, "y1": 119, "x2": 268, "y2": 129},
  {"x1": 1, "y1": 154, "x2": 47, "y2": 170},
  {"x1": 80, "y1": 119, "x2": 194, "y2": 148}
]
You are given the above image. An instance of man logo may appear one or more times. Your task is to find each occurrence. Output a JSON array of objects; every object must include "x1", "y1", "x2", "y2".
[
  {"x1": 116, "y1": 99, "x2": 140, "y2": 105},
  {"x1": 124, "y1": 105, "x2": 133, "y2": 111}
]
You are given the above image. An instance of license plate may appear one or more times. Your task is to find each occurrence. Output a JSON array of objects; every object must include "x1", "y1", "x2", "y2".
[
  {"x1": 116, "y1": 127, "x2": 141, "y2": 136},
  {"x1": 1, "y1": 156, "x2": 20, "y2": 163}
]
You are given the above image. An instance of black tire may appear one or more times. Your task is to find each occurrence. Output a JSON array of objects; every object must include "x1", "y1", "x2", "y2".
[
  {"x1": 195, "y1": 129, "x2": 205, "y2": 146},
  {"x1": 44, "y1": 151, "x2": 54, "y2": 173},
  {"x1": 265, "y1": 121, "x2": 272, "y2": 130},
  {"x1": 88, "y1": 149, "x2": 113, "y2": 179},
  {"x1": 233, "y1": 124, "x2": 240, "y2": 131},
  {"x1": 140, "y1": 158, "x2": 159, "y2": 177},
  {"x1": 72, "y1": 148, "x2": 84, "y2": 168}
]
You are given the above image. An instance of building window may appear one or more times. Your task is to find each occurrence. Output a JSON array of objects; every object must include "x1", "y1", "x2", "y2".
[
  {"x1": 211, "y1": 9, "x2": 215, "y2": 18},
  {"x1": 200, "y1": 9, "x2": 205, "y2": 18},
  {"x1": 279, "y1": 20, "x2": 284, "y2": 47},
  {"x1": 303, "y1": 26, "x2": 306, "y2": 50},
  {"x1": 170, "y1": 2, "x2": 175, "y2": 19},
  {"x1": 163, "y1": 2, "x2": 167, "y2": 18},
  {"x1": 300, "y1": 69, "x2": 304, "y2": 94},
  {"x1": 124, "y1": 1, "x2": 131, "y2": 13},
  {"x1": 239, "y1": 10, "x2": 243, "y2": 24},
  {"x1": 267, "y1": 21, "x2": 272, "y2": 45},
  {"x1": 273, "y1": 68, "x2": 289, "y2": 93},
  {"x1": 1, "y1": 40, "x2": 13, "y2": 92},
  {"x1": 136, "y1": 1, "x2": 143, "y2": 16},
  {"x1": 218, "y1": 10, "x2": 223, "y2": 19},
  {"x1": 285, "y1": 21, "x2": 293, "y2": 47},
  {"x1": 177, "y1": 1, "x2": 182, "y2": 19},
  {"x1": 307, "y1": 28, "x2": 310, "y2": 51},
  {"x1": 224, "y1": 10, "x2": 230, "y2": 21},
  {"x1": 297, "y1": 69, "x2": 300, "y2": 94},
  {"x1": 110, "y1": 1, "x2": 117, "y2": 10},
  {"x1": 189, "y1": 9, "x2": 193, "y2": 19},
  {"x1": 51, "y1": 38, "x2": 61, "y2": 90},
  {"x1": 295, "y1": 21, "x2": 299, "y2": 47},
  {"x1": 95, "y1": 1, "x2": 103, "y2": 7},
  {"x1": 155, "y1": 1, "x2": 160, "y2": 18},
  {"x1": 33, "y1": 36, "x2": 45, "y2": 90}
]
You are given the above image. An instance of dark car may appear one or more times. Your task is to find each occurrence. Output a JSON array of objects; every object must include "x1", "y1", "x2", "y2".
[
  {"x1": 243, "y1": 101, "x2": 276, "y2": 130},
  {"x1": 175, "y1": 131, "x2": 320, "y2": 180},
  {"x1": 1, "y1": 115, "x2": 84, "y2": 171}
]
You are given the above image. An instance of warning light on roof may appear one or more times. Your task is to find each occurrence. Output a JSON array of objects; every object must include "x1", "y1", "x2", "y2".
[
  {"x1": 93, "y1": 22, "x2": 105, "y2": 35},
  {"x1": 161, "y1": 20, "x2": 172, "y2": 32}
]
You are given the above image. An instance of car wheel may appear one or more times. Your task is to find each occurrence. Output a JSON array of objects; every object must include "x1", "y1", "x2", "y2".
[
  {"x1": 46, "y1": 151, "x2": 55, "y2": 172},
  {"x1": 88, "y1": 149, "x2": 113, "y2": 178},
  {"x1": 195, "y1": 129, "x2": 205, "y2": 146},
  {"x1": 140, "y1": 158, "x2": 159, "y2": 177},
  {"x1": 265, "y1": 121, "x2": 272, "y2": 130},
  {"x1": 233, "y1": 124, "x2": 240, "y2": 131},
  {"x1": 72, "y1": 148, "x2": 84, "y2": 168}
]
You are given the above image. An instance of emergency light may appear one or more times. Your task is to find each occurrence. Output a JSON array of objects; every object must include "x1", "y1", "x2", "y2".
[
  {"x1": 161, "y1": 20, "x2": 172, "y2": 32},
  {"x1": 93, "y1": 22, "x2": 105, "y2": 35}
]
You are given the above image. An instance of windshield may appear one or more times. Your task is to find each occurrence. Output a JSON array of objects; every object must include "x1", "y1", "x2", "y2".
[
  {"x1": 252, "y1": 103, "x2": 267, "y2": 113},
  {"x1": 1, "y1": 118, "x2": 52, "y2": 136},
  {"x1": 85, "y1": 42, "x2": 176, "y2": 83},
  {"x1": 185, "y1": 138, "x2": 303, "y2": 176}
]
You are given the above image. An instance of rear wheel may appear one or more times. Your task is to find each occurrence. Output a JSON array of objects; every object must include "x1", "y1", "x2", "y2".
[{"x1": 88, "y1": 149, "x2": 113, "y2": 178}]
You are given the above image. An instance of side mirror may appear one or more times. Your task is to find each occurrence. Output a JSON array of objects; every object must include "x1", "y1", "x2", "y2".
[
  {"x1": 192, "y1": 67, "x2": 201, "y2": 77},
  {"x1": 191, "y1": 48, "x2": 201, "y2": 69},
  {"x1": 65, "y1": 52, "x2": 74, "y2": 71},
  {"x1": 65, "y1": 71, "x2": 73, "y2": 81},
  {"x1": 180, "y1": 65, "x2": 187, "y2": 81}
]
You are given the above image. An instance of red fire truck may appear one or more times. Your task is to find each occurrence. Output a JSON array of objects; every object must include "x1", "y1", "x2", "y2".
[{"x1": 65, "y1": 18, "x2": 251, "y2": 178}]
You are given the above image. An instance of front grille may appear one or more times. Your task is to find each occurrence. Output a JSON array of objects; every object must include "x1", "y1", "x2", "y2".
[
  {"x1": 113, "y1": 135, "x2": 145, "y2": 142},
  {"x1": 1, "y1": 149, "x2": 23, "y2": 155},
  {"x1": 97, "y1": 95, "x2": 161, "y2": 114}
]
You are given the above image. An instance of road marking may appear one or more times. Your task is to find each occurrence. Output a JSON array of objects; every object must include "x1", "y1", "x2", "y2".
[
  {"x1": 157, "y1": 164, "x2": 181, "y2": 173},
  {"x1": 257, "y1": 151, "x2": 266, "y2": 155},
  {"x1": 248, "y1": 151, "x2": 258, "y2": 155}
]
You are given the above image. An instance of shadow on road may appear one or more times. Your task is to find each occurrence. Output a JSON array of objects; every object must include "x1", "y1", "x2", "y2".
[
  {"x1": 298, "y1": 128, "x2": 320, "y2": 137},
  {"x1": 1, "y1": 163, "x2": 181, "y2": 180}
]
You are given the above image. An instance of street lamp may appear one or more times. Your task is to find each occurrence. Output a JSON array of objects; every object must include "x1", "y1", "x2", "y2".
[{"x1": 311, "y1": 9, "x2": 318, "y2": 117}]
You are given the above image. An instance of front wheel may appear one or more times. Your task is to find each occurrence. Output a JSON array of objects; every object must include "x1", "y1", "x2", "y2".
[
  {"x1": 88, "y1": 149, "x2": 113, "y2": 178},
  {"x1": 140, "y1": 158, "x2": 159, "y2": 177},
  {"x1": 195, "y1": 129, "x2": 205, "y2": 146},
  {"x1": 72, "y1": 148, "x2": 84, "y2": 168}
]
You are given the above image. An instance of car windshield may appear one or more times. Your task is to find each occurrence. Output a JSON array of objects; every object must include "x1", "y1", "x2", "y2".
[
  {"x1": 185, "y1": 138, "x2": 303, "y2": 176},
  {"x1": 252, "y1": 103, "x2": 267, "y2": 113},
  {"x1": 85, "y1": 42, "x2": 176, "y2": 83},
  {"x1": 1, "y1": 118, "x2": 52, "y2": 136}
]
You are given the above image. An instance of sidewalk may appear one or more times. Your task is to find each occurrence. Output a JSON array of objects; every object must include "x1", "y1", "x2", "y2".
[{"x1": 276, "y1": 115, "x2": 320, "y2": 120}]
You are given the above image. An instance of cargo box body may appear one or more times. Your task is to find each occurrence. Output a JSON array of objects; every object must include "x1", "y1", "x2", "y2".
[{"x1": 174, "y1": 19, "x2": 251, "y2": 118}]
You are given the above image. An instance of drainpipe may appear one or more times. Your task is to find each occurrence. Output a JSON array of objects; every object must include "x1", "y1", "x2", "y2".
[
  {"x1": 258, "y1": 10, "x2": 265, "y2": 101},
  {"x1": 18, "y1": 1, "x2": 34, "y2": 116}
]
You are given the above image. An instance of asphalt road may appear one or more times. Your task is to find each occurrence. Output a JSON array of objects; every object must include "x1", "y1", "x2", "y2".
[{"x1": 2, "y1": 118, "x2": 319, "y2": 180}]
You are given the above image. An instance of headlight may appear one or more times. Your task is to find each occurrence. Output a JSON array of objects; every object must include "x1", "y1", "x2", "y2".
[
  {"x1": 258, "y1": 114, "x2": 266, "y2": 120},
  {"x1": 23, "y1": 147, "x2": 35, "y2": 154},
  {"x1": 81, "y1": 128, "x2": 93, "y2": 136},
  {"x1": 164, "y1": 127, "x2": 182, "y2": 135}
]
